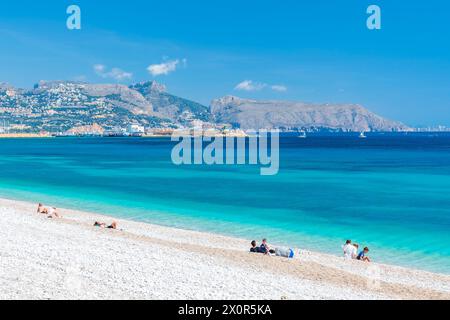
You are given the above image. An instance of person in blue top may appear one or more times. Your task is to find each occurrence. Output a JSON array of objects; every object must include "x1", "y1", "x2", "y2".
[
  {"x1": 259, "y1": 238, "x2": 276, "y2": 255},
  {"x1": 260, "y1": 238, "x2": 270, "y2": 254},
  {"x1": 357, "y1": 247, "x2": 371, "y2": 262}
]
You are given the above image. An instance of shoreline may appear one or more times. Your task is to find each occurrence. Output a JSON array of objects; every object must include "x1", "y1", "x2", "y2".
[
  {"x1": 0, "y1": 133, "x2": 53, "y2": 138},
  {"x1": 1, "y1": 191, "x2": 446, "y2": 276},
  {"x1": 0, "y1": 131, "x2": 447, "y2": 139},
  {"x1": 0, "y1": 197, "x2": 449, "y2": 300}
]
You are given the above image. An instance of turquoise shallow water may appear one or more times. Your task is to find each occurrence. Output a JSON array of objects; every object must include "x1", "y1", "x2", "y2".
[{"x1": 0, "y1": 134, "x2": 449, "y2": 274}]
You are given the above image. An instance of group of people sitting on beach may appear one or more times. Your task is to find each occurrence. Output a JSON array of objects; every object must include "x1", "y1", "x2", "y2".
[
  {"x1": 250, "y1": 239, "x2": 275, "y2": 254},
  {"x1": 249, "y1": 238, "x2": 371, "y2": 262},
  {"x1": 342, "y1": 240, "x2": 371, "y2": 262},
  {"x1": 250, "y1": 239, "x2": 295, "y2": 258}
]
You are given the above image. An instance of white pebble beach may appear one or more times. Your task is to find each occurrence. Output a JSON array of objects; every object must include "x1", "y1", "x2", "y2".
[{"x1": 0, "y1": 197, "x2": 449, "y2": 300}]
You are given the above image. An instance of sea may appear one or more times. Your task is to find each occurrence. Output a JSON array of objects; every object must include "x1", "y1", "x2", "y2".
[{"x1": 0, "y1": 133, "x2": 449, "y2": 274}]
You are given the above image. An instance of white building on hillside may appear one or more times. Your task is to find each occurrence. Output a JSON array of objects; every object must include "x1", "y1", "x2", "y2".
[{"x1": 127, "y1": 124, "x2": 145, "y2": 136}]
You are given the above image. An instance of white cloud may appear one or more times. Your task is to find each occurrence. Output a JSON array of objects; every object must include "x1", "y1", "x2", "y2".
[
  {"x1": 271, "y1": 85, "x2": 288, "y2": 92},
  {"x1": 235, "y1": 80, "x2": 287, "y2": 92},
  {"x1": 94, "y1": 64, "x2": 106, "y2": 74},
  {"x1": 94, "y1": 64, "x2": 133, "y2": 81},
  {"x1": 235, "y1": 80, "x2": 267, "y2": 92},
  {"x1": 108, "y1": 68, "x2": 133, "y2": 81},
  {"x1": 147, "y1": 59, "x2": 182, "y2": 76}
]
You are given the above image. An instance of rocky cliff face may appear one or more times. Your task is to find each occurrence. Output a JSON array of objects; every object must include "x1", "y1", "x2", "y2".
[
  {"x1": 130, "y1": 82, "x2": 211, "y2": 123},
  {"x1": 82, "y1": 83, "x2": 154, "y2": 115},
  {"x1": 211, "y1": 96, "x2": 409, "y2": 132}
]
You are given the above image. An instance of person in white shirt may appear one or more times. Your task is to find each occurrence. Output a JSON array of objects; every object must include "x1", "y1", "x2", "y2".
[{"x1": 342, "y1": 240, "x2": 357, "y2": 260}]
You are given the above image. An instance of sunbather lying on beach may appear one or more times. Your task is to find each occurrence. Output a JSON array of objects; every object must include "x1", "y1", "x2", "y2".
[
  {"x1": 94, "y1": 221, "x2": 118, "y2": 229},
  {"x1": 37, "y1": 203, "x2": 61, "y2": 218}
]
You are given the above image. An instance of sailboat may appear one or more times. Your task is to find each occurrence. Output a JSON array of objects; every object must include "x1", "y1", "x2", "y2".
[
  {"x1": 298, "y1": 131, "x2": 307, "y2": 139},
  {"x1": 359, "y1": 131, "x2": 367, "y2": 139}
]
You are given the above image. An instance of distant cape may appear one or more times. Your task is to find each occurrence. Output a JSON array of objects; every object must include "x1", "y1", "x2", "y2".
[{"x1": 211, "y1": 96, "x2": 410, "y2": 132}]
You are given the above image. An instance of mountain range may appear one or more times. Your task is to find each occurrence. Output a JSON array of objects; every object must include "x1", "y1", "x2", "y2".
[{"x1": 0, "y1": 80, "x2": 409, "y2": 133}]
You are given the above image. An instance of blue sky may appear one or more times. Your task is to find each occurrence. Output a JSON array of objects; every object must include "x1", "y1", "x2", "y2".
[{"x1": 1, "y1": 0, "x2": 449, "y2": 126}]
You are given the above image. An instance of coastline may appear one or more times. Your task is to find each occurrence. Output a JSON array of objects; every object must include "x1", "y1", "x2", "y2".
[
  {"x1": 0, "y1": 133, "x2": 53, "y2": 138},
  {"x1": 0, "y1": 197, "x2": 449, "y2": 300}
]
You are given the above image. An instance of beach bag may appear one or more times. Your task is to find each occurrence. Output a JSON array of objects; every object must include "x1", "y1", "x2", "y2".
[{"x1": 275, "y1": 247, "x2": 294, "y2": 258}]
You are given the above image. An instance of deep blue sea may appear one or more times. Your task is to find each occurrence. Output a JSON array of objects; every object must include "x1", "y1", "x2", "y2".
[{"x1": 1, "y1": 133, "x2": 449, "y2": 274}]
